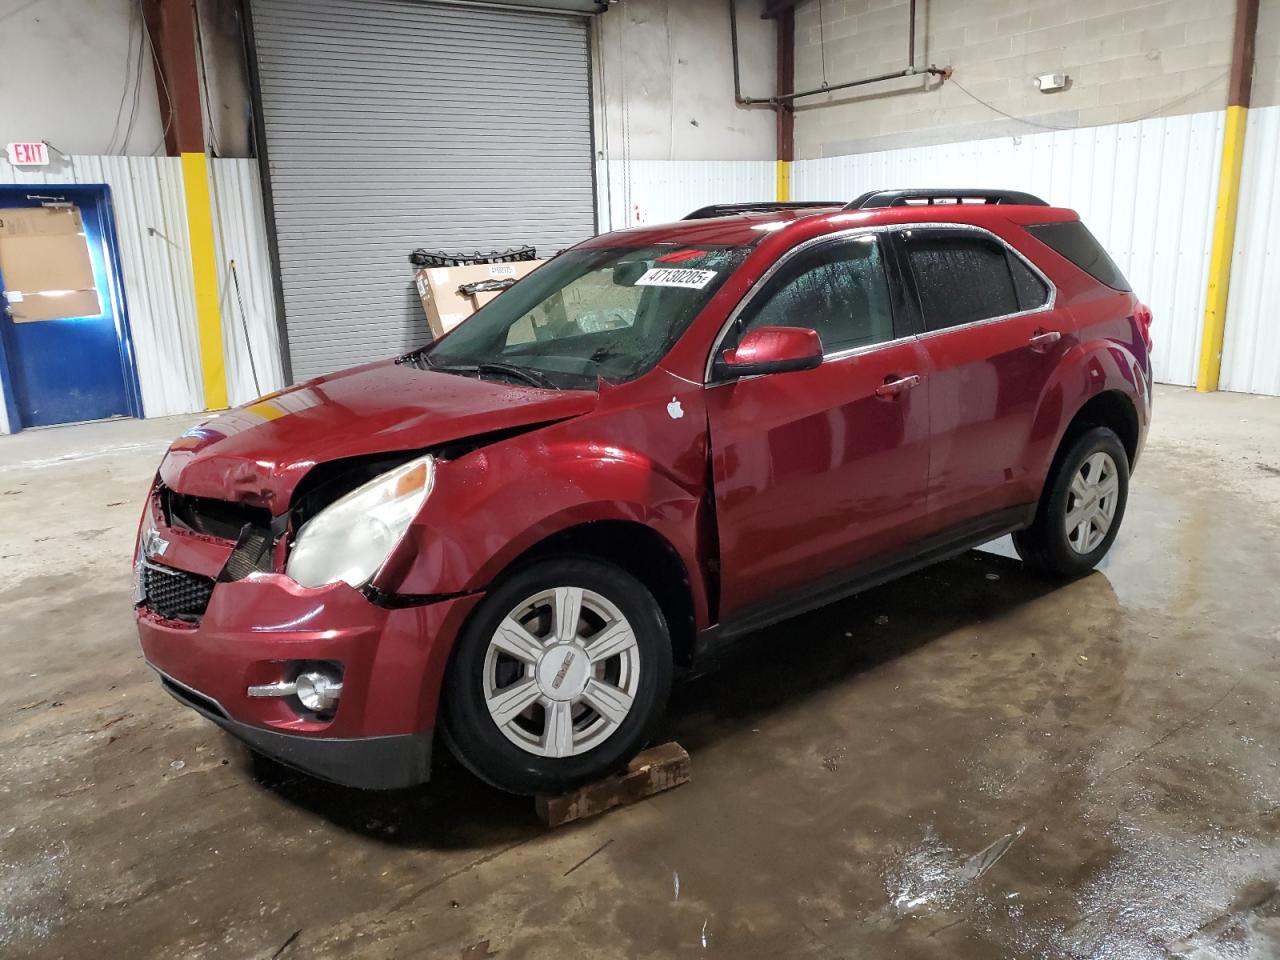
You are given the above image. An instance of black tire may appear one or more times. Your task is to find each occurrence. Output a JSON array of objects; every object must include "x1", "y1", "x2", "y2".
[
  {"x1": 441, "y1": 556, "x2": 672, "y2": 795},
  {"x1": 1014, "y1": 426, "x2": 1130, "y2": 578}
]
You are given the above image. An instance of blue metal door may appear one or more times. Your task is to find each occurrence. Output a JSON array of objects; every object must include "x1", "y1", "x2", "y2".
[{"x1": 0, "y1": 185, "x2": 142, "y2": 429}]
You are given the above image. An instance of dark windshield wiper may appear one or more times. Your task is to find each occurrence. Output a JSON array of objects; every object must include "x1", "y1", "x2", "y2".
[
  {"x1": 416, "y1": 353, "x2": 474, "y2": 376},
  {"x1": 475, "y1": 362, "x2": 560, "y2": 390},
  {"x1": 589, "y1": 346, "x2": 627, "y2": 363},
  {"x1": 418, "y1": 352, "x2": 560, "y2": 390}
]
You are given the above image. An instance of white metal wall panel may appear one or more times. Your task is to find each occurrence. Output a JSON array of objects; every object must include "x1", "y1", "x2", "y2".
[
  {"x1": 0, "y1": 155, "x2": 283, "y2": 433},
  {"x1": 1222, "y1": 105, "x2": 1280, "y2": 397},
  {"x1": 792, "y1": 112, "x2": 1226, "y2": 388},
  {"x1": 251, "y1": 0, "x2": 598, "y2": 383},
  {"x1": 596, "y1": 159, "x2": 776, "y2": 232},
  {"x1": 209, "y1": 159, "x2": 286, "y2": 406},
  {"x1": 87, "y1": 156, "x2": 205, "y2": 419}
]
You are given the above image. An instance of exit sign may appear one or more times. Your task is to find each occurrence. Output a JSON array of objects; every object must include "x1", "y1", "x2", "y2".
[{"x1": 6, "y1": 142, "x2": 49, "y2": 166}]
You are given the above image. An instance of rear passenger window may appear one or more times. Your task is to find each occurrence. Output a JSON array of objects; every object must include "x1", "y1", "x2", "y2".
[
  {"x1": 902, "y1": 231, "x2": 1020, "y2": 331},
  {"x1": 1026, "y1": 220, "x2": 1130, "y2": 291},
  {"x1": 1009, "y1": 254, "x2": 1050, "y2": 310},
  {"x1": 736, "y1": 235, "x2": 895, "y2": 354}
]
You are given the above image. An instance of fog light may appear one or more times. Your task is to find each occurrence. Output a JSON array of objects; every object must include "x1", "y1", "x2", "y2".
[
  {"x1": 246, "y1": 663, "x2": 344, "y2": 715},
  {"x1": 295, "y1": 670, "x2": 343, "y2": 712}
]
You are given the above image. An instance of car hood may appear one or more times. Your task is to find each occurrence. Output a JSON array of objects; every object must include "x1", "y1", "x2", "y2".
[{"x1": 159, "y1": 359, "x2": 598, "y2": 512}]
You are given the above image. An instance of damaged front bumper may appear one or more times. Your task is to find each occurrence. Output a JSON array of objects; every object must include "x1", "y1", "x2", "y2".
[
  {"x1": 137, "y1": 567, "x2": 482, "y2": 790},
  {"x1": 153, "y1": 667, "x2": 434, "y2": 789}
]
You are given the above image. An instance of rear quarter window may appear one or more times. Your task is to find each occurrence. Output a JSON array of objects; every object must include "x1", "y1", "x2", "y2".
[
  {"x1": 1009, "y1": 255, "x2": 1050, "y2": 311},
  {"x1": 1026, "y1": 220, "x2": 1131, "y2": 291}
]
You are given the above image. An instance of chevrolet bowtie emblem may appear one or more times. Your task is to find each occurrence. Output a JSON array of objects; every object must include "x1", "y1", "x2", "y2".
[{"x1": 143, "y1": 529, "x2": 170, "y2": 558}]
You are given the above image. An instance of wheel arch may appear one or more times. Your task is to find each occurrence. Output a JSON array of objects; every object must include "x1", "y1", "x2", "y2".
[
  {"x1": 498, "y1": 520, "x2": 700, "y2": 668},
  {"x1": 1062, "y1": 388, "x2": 1141, "y2": 468},
  {"x1": 1029, "y1": 334, "x2": 1147, "y2": 496},
  {"x1": 1023, "y1": 385, "x2": 1139, "y2": 531}
]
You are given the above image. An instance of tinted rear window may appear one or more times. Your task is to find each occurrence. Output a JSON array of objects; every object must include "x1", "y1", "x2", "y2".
[
  {"x1": 1027, "y1": 220, "x2": 1130, "y2": 291},
  {"x1": 903, "y1": 232, "x2": 1020, "y2": 331}
]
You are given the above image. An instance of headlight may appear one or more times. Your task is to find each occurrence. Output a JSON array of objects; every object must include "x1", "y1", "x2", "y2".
[{"x1": 285, "y1": 454, "x2": 435, "y2": 589}]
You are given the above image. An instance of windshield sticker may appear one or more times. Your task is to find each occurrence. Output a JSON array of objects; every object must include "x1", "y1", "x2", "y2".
[{"x1": 634, "y1": 267, "x2": 718, "y2": 290}]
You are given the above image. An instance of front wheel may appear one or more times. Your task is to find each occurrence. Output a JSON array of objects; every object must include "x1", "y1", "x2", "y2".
[
  {"x1": 1014, "y1": 426, "x2": 1130, "y2": 577},
  {"x1": 442, "y1": 557, "x2": 672, "y2": 795}
]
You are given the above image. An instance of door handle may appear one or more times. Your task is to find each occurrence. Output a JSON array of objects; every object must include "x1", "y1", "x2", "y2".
[
  {"x1": 1028, "y1": 329, "x2": 1062, "y2": 352},
  {"x1": 875, "y1": 374, "x2": 921, "y2": 398}
]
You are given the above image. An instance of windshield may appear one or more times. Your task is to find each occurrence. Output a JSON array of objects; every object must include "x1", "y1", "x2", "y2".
[{"x1": 424, "y1": 244, "x2": 750, "y2": 387}]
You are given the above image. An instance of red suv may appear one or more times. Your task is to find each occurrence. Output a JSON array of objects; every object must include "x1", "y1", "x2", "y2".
[{"x1": 135, "y1": 189, "x2": 1152, "y2": 795}]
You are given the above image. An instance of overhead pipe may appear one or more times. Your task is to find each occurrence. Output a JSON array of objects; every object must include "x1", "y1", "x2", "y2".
[
  {"x1": 729, "y1": 0, "x2": 746, "y2": 104},
  {"x1": 729, "y1": 0, "x2": 949, "y2": 108},
  {"x1": 907, "y1": 0, "x2": 915, "y2": 71}
]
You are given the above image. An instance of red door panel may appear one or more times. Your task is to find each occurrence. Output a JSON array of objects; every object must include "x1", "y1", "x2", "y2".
[
  {"x1": 920, "y1": 312, "x2": 1073, "y2": 531},
  {"x1": 894, "y1": 225, "x2": 1070, "y2": 534},
  {"x1": 706, "y1": 339, "x2": 931, "y2": 619}
]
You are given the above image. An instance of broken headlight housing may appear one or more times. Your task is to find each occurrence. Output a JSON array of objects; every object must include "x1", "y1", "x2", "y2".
[
  {"x1": 285, "y1": 454, "x2": 435, "y2": 589},
  {"x1": 132, "y1": 530, "x2": 147, "y2": 604}
]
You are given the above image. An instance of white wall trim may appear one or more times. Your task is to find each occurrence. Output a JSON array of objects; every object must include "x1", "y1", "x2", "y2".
[
  {"x1": 1221, "y1": 104, "x2": 1280, "y2": 397},
  {"x1": 596, "y1": 158, "x2": 776, "y2": 233},
  {"x1": 790, "y1": 111, "x2": 1227, "y2": 389}
]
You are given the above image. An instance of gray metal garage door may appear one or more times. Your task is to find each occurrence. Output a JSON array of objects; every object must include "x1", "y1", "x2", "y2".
[{"x1": 249, "y1": 0, "x2": 597, "y2": 382}]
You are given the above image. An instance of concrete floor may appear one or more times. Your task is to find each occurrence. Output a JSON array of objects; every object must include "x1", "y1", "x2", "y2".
[{"x1": 2, "y1": 384, "x2": 1279, "y2": 959}]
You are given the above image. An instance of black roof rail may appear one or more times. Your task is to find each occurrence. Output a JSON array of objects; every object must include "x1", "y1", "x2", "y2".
[
  {"x1": 846, "y1": 188, "x2": 1049, "y2": 210},
  {"x1": 683, "y1": 201, "x2": 841, "y2": 220}
]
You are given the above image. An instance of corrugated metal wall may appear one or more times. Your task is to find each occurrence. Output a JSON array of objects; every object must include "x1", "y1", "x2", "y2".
[
  {"x1": 1222, "y1": 105, "x2": 1280, "y2": 397},
  {"x1": 252, "y1": 0, "x2": 597, "y2": 382},
  {"x1": 209, "y1": 160, "x2": 285, "y2": 406},
  {"x1": 792, "y1": 111, "x2": 1226, "y2": 389},
  {"x1": 0, "y1": 155, "x2": 281, "y2": 433},
  {"x1": 597, "y1": 159, "x2": 775, "y2": 231}
]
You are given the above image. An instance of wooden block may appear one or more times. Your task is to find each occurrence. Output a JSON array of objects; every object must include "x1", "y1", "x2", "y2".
[{"x1": 535, "y1": 742, "x2": 690, "y2": 828}]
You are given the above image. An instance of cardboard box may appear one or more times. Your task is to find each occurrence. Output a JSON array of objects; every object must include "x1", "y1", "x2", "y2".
[
  {"x1": 2, "y1": 287, "x2": 101, "y2": 322},
  {"x1": 415, "y1": 259, "x2": 545, "y2": 338},
  {"x1": 0, "y1": 206, "x2": 100, "y2": 322}
]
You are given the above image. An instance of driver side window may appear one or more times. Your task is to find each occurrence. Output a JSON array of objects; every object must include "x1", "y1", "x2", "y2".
[{"x1": 735, "y1": 235, "x2": 895, "y2": 355}]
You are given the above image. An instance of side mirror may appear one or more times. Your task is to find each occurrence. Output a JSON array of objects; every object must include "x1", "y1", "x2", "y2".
[{"x1": 717, "y1": 326, "x2": 823, "y2": 378}]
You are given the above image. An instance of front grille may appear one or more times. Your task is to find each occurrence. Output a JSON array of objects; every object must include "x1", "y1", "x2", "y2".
[
  {"x1": 141, "y1": 563, "x2": 214, "y2": 623},
  {"x1": 163, "y1": 487, "x2": 272, "y2": 541}
]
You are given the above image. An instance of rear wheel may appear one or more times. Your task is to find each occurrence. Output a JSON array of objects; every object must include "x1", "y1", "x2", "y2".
[
  {"x1": 442, "y1": 557, "x2": 672, "y2": 795},
  {"x1": 1014, "y1": 426, "x2": 1129, "y2": 577}
]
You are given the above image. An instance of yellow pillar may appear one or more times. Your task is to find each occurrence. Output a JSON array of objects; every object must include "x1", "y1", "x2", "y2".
[
  {"x1": 775, "y1": 159, "x2": 791, "y2": 203},
  {"x1": 180, "y1": 151, "x2": 228, "y2": 410},
  {"x1": 1196, "y1": 106, "x2": 1249, "y2": 393}
]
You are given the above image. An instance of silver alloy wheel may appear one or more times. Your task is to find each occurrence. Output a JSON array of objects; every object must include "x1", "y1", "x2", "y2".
[
  {"x1": 481, "y1": 586, "x2": 641, "y2": 758},
  {"x1": 1064, "y1": 451, "x2": 1120, "y2": 554}
]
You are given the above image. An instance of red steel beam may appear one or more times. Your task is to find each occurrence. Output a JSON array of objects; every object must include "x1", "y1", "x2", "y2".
[
  {"x1": 776, "y1": 5, "x2": 795, "y2": 162},
  {"x1": 143, "y1": 0, "x2": 206, "y2": 156},
  {"x1": 1228, "y1": 0, "x2": 1260, "y2": 108}
]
